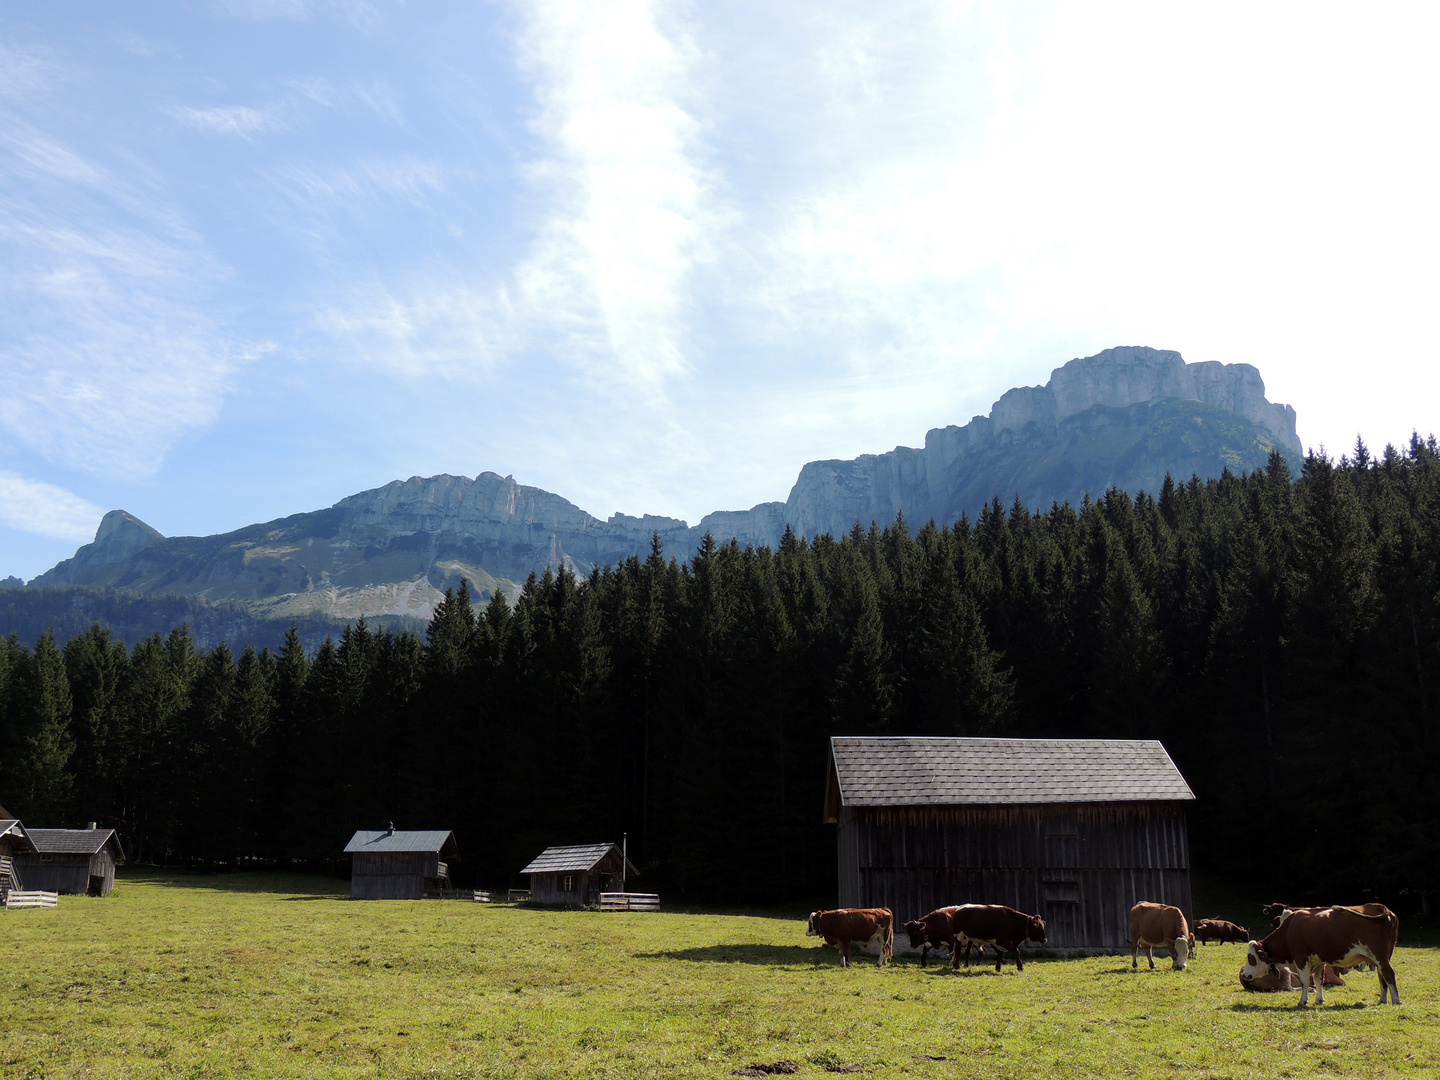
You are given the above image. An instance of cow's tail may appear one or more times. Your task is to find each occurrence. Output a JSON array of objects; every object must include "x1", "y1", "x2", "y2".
[{"x1": 883, "y1": 910, "x2": 895, "y2": 965}]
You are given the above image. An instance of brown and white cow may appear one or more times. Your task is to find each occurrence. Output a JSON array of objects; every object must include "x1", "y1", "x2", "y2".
[
  {"x1": 1240, "y1": 905, "x2": 1400, "y2": 1006},
  {"x1": 949, "y1": 904, "x2": 1047, "y2": 972},
  {"x1": 1130, "y1": 902, "x2": 1192, "y2": 971},
  {"x1": 806, "y1": 908, "x2": 894, "y2": 968},
  {"x1": 1193, "y1": 918, "x2": 1249, "y2": 947},
  {"x1": 902, "y1": 906, "x2": 960, "y2": 968},
  {"x1": 1260, "y1": 902, "x2": 1395, "y2": 972}
]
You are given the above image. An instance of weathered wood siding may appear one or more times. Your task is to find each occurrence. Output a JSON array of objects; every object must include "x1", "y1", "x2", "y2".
[
  {"x1": 350, "y1": 851, "x2": 443, "y2": 900},
  {"x1": 14, "y1": 855, "x2": 95, "y2": 896},
  {"x1": 526, "y1": 851, "x2": 629, "y2": 907},
  {"x1": 838, "y1": 802, "x2": 1191, "y2": 951}
]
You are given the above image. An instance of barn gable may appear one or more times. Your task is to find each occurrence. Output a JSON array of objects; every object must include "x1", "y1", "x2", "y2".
[{"x1": 825, "y1": 736, "x2": 1195, "y2": 952}]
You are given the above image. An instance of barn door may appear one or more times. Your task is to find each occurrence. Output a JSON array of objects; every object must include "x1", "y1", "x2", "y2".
[{"x1": 1042, "y1": 879, "x2": 1082, "y2": 948}]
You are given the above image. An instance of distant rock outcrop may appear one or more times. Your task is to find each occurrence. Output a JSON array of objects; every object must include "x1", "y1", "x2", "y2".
[{"x1": 22, "y1": 346, "x2": 1300, "y2": 625}]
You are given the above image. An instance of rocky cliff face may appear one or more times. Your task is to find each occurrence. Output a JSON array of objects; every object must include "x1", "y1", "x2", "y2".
[{"x1": 26, "y1": 345, "x2": 1300, "y2": 623}]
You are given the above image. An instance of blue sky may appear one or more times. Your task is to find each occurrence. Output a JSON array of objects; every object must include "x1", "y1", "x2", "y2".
[{"x1": 3, "y1": 1, "x2": 1439, "y2": 580}]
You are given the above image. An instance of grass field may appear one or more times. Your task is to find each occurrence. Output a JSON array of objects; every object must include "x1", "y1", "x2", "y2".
[{"x1": 2, "y1": 872, "x2": 1437, "y2": 1079}]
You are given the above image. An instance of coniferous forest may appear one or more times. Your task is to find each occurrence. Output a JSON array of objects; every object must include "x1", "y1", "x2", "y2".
[{"x1": 2, "y1": 440, "x2": 1438, "y2": 909}]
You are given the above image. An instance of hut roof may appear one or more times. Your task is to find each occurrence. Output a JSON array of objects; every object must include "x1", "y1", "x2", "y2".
[
  {"x1": 0, "y1": 819, "x2": 36, "y2": 852},
  {"x1": 827, "y1": 736, "x2": 1195, "y2": 810},
  {"x1": 25, "y1": 827, "x2": 125, "y2": 860},
  {"x1": 343, "y1": 829, "x2": 458, "y2": 856},
  {"x1": 519, "y1": 843, "x2": 639, "y2": 877}
]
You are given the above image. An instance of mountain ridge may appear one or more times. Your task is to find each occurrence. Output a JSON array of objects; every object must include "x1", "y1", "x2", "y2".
[{"x1": 26, "y1": 345, "x2": 1302, "y2": 623}]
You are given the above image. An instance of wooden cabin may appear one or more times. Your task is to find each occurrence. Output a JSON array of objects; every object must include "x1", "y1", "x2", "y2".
[
  {"x1": 825, "y1": 736, "x2": 1195, "y2": 952},
  {"x1": 519, "y1": 843, "x2": 638, "y2": 907},
  {"x1": 0, "y1": 816, "x2": 36, "y2": 903},
  {"x1": 13, "y1": 825, "x2": 124, "y2": 896},
  {"x1": 344, "y1": 828, "x2": 458, "y2": 899}
]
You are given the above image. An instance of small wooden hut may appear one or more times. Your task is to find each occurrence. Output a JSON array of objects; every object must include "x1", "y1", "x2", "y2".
[
  {"x1": 825, "y1": 736, "x2": 1195, "y2": 951},
  {"x1": 519, "y1": 843, "x2": 637, "y2": 907},
  {"x1": 344, "y1": 827, "x2": 458, "y2": 899},
  {"x1": 0, "y1": 816, "x2": 36, "y2": 903},
  {"x1": 14, "y1": 825, "x2": 124, "y2": 896}
]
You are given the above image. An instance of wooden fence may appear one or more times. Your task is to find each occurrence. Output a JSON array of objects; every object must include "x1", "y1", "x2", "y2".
[
  {"x1": 598, "y1": 892, "x2": 660, "y2": 911},
  {"x1": 507, "y1": 888, "x2": 532, "y2": 903},
  {"x1": 5, "y1": 890, "x2": 58, "y2": 909}
]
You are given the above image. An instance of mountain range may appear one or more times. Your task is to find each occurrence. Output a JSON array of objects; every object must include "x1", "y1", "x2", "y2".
[{"x1": 14, "y1": 346, "x2": 1302, "y2": 637}]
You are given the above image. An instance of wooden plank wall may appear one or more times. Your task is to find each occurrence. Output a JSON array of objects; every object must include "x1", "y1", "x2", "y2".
[
  {"x1": 845, "y1": 802, "x2": 1192, "y2": 951},
  {"x1": 13, "y1": 856, "x2": 92, "y2": 897},
  {"x1": 350, "y1": 852, "x2": 438, "y2": 899}
]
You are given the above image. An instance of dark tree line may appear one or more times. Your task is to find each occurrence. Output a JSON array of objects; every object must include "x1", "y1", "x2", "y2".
[{"x1": 2, "y1": 439, "x2": 1438, "y2": 908}]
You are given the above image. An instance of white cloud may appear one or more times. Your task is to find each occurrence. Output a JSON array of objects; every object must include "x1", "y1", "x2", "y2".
[
  {"x1": 168, "y1": 103, "x2": 287, "y2": 137},
  {"x1": 321, "y1": 0, "x2": 722, "y2": 405},
  {"x1": 0, "y1": 116, "x2": 246, "y2": 479},
  {"x1": 0, "y1": 472, "x2": 103, "y2": 543}
]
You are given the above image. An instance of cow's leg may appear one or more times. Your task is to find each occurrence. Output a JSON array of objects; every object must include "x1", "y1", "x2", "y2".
[
  {"x1": 1131, "y1": 942, "x2": 1139, "y2": 970},
  {"x1": 919, "y1": 945, "x2": 928, "y2": 968},
  {"x1": 1015, "y1": 944, "x2": 1024, "y2": 972},
  {"x1": 840, "y1": 941, "x2": 850, "y2": 968},
  {"x1": 994, "y1": 945, "x2": 1003, "y2": 973},
  {"x1": 1311, "y1": 960, "x2": 1326, "y2": 1006},
  {"x1": 1147, "y1": 946, "x2": 1155, "y2": 971},
  {"x1": 1378, "y1": 958, "x2": 1400, "y2": 1004},
  {"x1": 1296, "y1": 965, "x2": 1312, "y2": 1007}
]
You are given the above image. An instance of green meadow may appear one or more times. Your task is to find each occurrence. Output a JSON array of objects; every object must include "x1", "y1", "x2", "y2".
[{"x1": 2, "y1": 873, "x2": 1437, "y2": 1080}]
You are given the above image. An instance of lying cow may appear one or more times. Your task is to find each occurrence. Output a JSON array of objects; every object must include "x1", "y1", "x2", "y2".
[
  {"x1": 1240, "y1": 963, "x2": 1345, "y2": 992},
  {"x1": 806, "y1": 908, "x2": 894, "y2": 968},
  {"x1": 949, "y1": 904, "x2": 1047, "y2": 972},
  {"x1": 1193, "y1": 918, "x2": 1248, "y2": 946},
  {"x1": 903, "y1": 906, "x2": 960, "y2": 968},
  {"x1": 1241, "y1": 905, "x2": 1400, "y2": 1006},
  {"x1": 1130, "y1": 902, "x2": 1192, "y2": 971}
]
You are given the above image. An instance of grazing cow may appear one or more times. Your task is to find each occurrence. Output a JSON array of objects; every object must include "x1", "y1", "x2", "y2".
[
  {"x1": 1130, "y1": 902, "x2": 1192, "y2": 971},
  {"x1": 902, "y1": 907, "x2": 960, "y2": 968},
  {"x1": 949, "y1": 904, "x2": 1047, "y2": 972},
  {"x1": 1193, "y1": 918, "x2": 1249, "y2": 946},
  {"x1": 1239, "y1": 963, "x2": 1345, "y2": 992},
  {"x1": 806, "y1": 908, "x2": 894, "y2": 968},
  {"x1": 1240, "y1": 906, "x2": 1400, "y2": 1006}
]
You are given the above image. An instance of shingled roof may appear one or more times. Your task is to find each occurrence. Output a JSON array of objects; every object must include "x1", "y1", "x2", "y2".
[
  {"x1": 826, "y1": 736, "x2": 1194, "y2": 818},
  {"x1": 519, "y1": 843, "x2": 639, "y2": 877},
  {"x1": 343, "y1": 829, "x2": 458, "y2": 856},
  {"x1": 0, "y1": 820, "x2": 35, "y2": 852},
  {"x1": 25, "y1": 827, "x2": 124, "y2": 859}
]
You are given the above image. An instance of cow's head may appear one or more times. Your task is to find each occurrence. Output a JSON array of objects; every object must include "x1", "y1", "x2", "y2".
[
  {"x1": 1240, "y1": 940, "x2": 1273, "y2": 983},
  {"x1": 1233, "y1": 924, "x2": 1249, "y2": 940},
  {"x1": 1026, "y1": 914, "x2": 1048, "y2": 945},
  {"x1": 1171, "y1": 934, "x2": 1190, "y2": 970},
  {"x1": 902, "y1": 919, "x2": 928, "y2": 948},
  {"x1": 805, "y1": 911, "x2": 821, "y2": 937}
]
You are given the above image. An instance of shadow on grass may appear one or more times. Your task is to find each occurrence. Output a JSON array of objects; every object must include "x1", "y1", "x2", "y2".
[
  {"x1": 637, "y1": 944, "x2": 843, "y2": 966},
  {"x1": 118, "y1": 868, "x2": 347, "y2": 898},
  {"x1": 1228, "y1": 1000, "x2": 1373, "y2": 1012}
]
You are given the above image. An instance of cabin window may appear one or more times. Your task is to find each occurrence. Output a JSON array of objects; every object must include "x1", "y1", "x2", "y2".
[
  {"x1": 561, "y1": 874, "x2": 575, "y2": 892},
  {"x1": 39, "y1": 853, "x2": 54, "y2": 863}
]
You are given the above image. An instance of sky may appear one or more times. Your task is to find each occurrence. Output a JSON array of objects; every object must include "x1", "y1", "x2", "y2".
[{"x1": 2, "y1": 1, "x2": 1439, "y2": 581}]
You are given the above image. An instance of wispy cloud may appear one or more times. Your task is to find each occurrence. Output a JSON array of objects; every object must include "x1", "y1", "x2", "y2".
[
  {"x1": 320, "y1": 0, "x2": 723, "y2": 404},
  {"x1": 168, "y1": 103, "x2": 288, "y2": 137},
  {"x1": 0, "y1": 114, "x2": 246, "y2": 479},
  {"x1": 0, "y1": 472, "x2": 103, "y2": 544}
]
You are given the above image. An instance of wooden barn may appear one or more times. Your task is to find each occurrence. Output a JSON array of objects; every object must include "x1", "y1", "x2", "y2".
[
  {"x1": 344, "y1": 828, "x2": 458, "y2": 899},
  {"x1": 825, "y1": 736, "x2": 1195, "y2": 951},
  {"x1": 14, "y1": 825, "x2": 124, "y2": 896},
  {"x1": 519, "y1": 843, "x2": 638, "y2": 907},
  {"x1": 0, "y1": 816, "x2": 36, "y2": 903}
]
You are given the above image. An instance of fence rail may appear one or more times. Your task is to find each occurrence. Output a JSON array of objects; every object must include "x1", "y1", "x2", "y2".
[
  {"x1": 507, "y1": 888, "x2": 532, "y2": 903},
  {"x1": 598, "y1": 892, "x2": 660, "y2": 912},
  {"x1": 5, "y1": 890, "x2": 58, "y2": 909}
]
